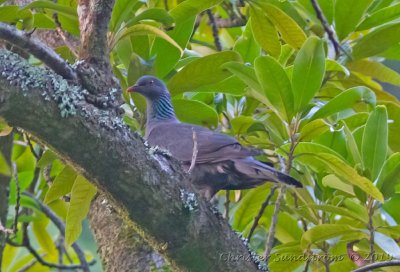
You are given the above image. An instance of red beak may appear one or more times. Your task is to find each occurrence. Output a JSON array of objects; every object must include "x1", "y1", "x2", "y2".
[{"x1": 127, "y1": 85, "x2": 139, "y2": 92}]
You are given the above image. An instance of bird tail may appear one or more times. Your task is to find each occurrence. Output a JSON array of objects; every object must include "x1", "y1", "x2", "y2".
[{"x1": 233, "y1": 158, "x2": 302, "y2": 188}]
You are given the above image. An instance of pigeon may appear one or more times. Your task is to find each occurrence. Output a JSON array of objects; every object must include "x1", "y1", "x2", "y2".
[{"x1": 128, "y1": 75, "x2": 302, "y2": 199}]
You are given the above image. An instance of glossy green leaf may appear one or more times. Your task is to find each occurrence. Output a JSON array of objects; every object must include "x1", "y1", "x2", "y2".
[
  {"x1": 233, "y1": 21, "x2": 261, "y2": 63},
  {"x1": 362, "y1": 105, "x2": 388, "y2": 180},
  {"x1": 32, "y1": 13, "x2": 55, "y2": 29},
  {"x1": 37, "y1": 150, "x2": 57, "y2": 168},
  {"x1": 357, "y1": 3, "x2": 400, "y2": 30},
  {"x1": 306, "y1": 153, "x2": 384, "y2": 201},
  {"x1": 32, "y1": 216, "x2": 57, "y2": 256},
  {"x1": 113, "y1": 24, "x2": 182, "y2": 55},
  {"x1": 172, "y1": 99, "x2": 218, "y2": 127},
  {"x1": 349, "y1": 60, "x2": 400, "y2": 86},
  {"x1": 311, "y1": 87, "x2": 376, "y2": 120},
  {"x1": 342, "y1": 122, "x2": 363, "y2": 166},
  {"x1": 169, "y1": 0, "x2": 222, "y2": 23},
  {"x1": 334, "y1": 0, "x2": 373, "y2": 40},
  {"x1": 292, "y1": 37, "x2": 325, "y2": 113},
  {"x1": 322, "y1": 174, "x2": 355, "y2": 196},
  {"x1": 22, "y1": 1, "x2": 77, "y2": 16},
  {"x1": 0, "y1": 6, "x2": 19, "y2": 22},
  {"x1": 299, "y1": 119, "x2": 330, "y2": 141},
  {"x1": 326, "y1": 59, "x2": 350, "y2": 77},
  {"x1": 125, "y1": 8, "x2": 174, "y2": 28},
  {"x1": 152, "y1": 16, "x2": 196, "y2": 78},
  {"x1": 44, "y1": 166, "x2": 77, "y2": 204},
  {"x1": 263, "y1": 4, "x2": 307, "y2": 49},
  {"x1": 353, "y1": 22, "x2": 400, "y2": 59},
  {"x1": 250, "y1": 6, "x2": 280, "y2": 57},
  {"x1": 301, "y1": 224, "x2": 359, "y2": 249},
  {"x1": 65, "y1": 175, "x2": 97, "y2": 247},
  {"x1": 307, "y1": 204, "x2": 367, "y2": 223},
  {"x1": 167, "y1": 51, "x2": 242, "y2": 95},
  {"x1": 255, "y1": 56, "x2": 294, "y2": 120},
  {"x1": 110, "y1": 0, "x2": 140, "y2": 32},
  {"x1": 222, "y1": 62, "x2": 261, "y2": 92},
  {"x1": 385, "y1": 102, "x2": 400, "y2": 152},
  {"x1": 376, "y1": 153, "x2": 400, "y2": 199}
]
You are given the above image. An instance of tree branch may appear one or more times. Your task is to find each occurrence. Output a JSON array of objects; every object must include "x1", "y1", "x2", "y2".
[
  {"x1": 0, "y1": 22, "x2": 77, "y2": 80},
  {"x1": 352, "y1": 260, "x2": 400, "y2": 272},
  {"x1": 0, "y1": 49, "x2": 259, "y2": 271},
  {"x1": 310, "y1": 0, "x2": 341, "y2": 58}
]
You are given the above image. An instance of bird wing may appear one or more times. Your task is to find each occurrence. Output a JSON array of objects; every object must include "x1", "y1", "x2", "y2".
[{"x1": 146, "y1": 122, "x2": 257, "y2": 163}]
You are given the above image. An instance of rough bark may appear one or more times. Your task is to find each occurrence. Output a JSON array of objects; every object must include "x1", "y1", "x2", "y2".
[
  {"x1": 0, "y1": 50, "x2": 259, "y2": 271},
  {"x1": 77, "y1": 0, "x2": 118, "y2": 95},
  {"x1": 0, "y1": 133, "x2": 13, "y2": 264},
  {"x1": 89, "y1": 194, "x2": 167, "y2": 271}
]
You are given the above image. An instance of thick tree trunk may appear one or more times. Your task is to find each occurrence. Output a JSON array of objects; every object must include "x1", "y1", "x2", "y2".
[
  {"x1": 0, "y1": 133, "x2": 13, "y2": 264},
  {"x1": 0, "y1": 50, "x2": 259, "y2": 271}
]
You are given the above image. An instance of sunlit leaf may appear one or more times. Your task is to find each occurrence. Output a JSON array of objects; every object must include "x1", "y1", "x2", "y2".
[
  {"x1": 65, "y1": 175, "x2": 97, "y2": 247},
  {"x1": 357, "y1": 3, "x2": 400, "y2": 30},
  {"x1": 44, "y1": 166, "x2": 77, "y2": 204},
  {"x1": 172, "y1": 99, "x2": 218, "y2": 127},
  {"x1": 376, "y1": 152, "x2": 400, "y2": 199},
  {"x1": 169, "y1": 0, "x2": 222, "y2": 23}
]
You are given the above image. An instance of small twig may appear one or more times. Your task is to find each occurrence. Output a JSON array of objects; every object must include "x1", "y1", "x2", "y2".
[
  {"x1": 22, "y1": 191, "x2": 93, "y2": 272},
  {"x1": 11, "y1": 162, "x2": 21, "y2": 235},
  {"x1": 0, "y1": 22, "x2": 77, "y2": 80},
  {"x1": 247, "y1": 186, "x2": 277, "y2": 242},
  {"x1": 367, "y1": 196, "x2": 375, "y2": 263},
  {"x1": 187, "y1": 129, "x2": 198, "y2": 174},
  {"x1": 352, "y1": 260, "x2": 400, "y2": 272},
  {"x1": 25, "y1": 134, "x2": 39, "y2": 160},
  {"x1": 263, "y1": 185, "x2": 286, "y2": 261},
  {"x1": 206, "y1": 9, "x2": 222, "y2": 51},
  {"x1": 0, "y1": 222, "x2": 13, "y2": 235},
  {"x1": 310, "y1": 0, "x2": 341, "y2": 58}
]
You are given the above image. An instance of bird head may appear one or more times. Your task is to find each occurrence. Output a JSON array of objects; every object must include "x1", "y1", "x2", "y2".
[{"x1": 127, "y1": 75, "x2": 168, "y2": 99}]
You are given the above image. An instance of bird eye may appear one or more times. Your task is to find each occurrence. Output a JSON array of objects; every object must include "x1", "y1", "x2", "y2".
[{"x1": 149, "y1": 80, "x2": 154, "y2": 85}]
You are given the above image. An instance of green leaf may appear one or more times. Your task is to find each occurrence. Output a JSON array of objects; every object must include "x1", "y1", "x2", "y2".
[
  {"x1": 292, "y1": 37, "x2": 325, "y2": 113},
  {"x1": 110, "y1": 0, "x2": 141, "y2": 32},
  {"x1": 262, "y1": 3, "x2": 307, "y2": 49},
  {"x1": 44, "y1": 166, "x2": 77, "y2": 204},
  {"x1": 349, "y1": 60, "x2": 400, "y2": 86},
  {"x1": 306, "y1": 204, "x2": 367, "y2": 223},
  {"x1": 322, "y1": 174, "x2": 355, "y2": 196},
  {"x1": 233, "y1": 21, "x2": 261, "y2": 63},
  {"x1": 169, "y1": 0, "x2": 222, "y2": 23},
  {"x1": 385, "y1": 102, "x2": 400, "y2": 152},
  {"x1": 0, "y1": 151, "x2": 11, "y2": 176},
  {"x1": 0, "y1": 118, "x2": 12, "y2": 136},
  {"x1": 167, "y1": 51, "x2": 242, "y2": 95},
  {"x1": 306, "y1": 153, "x2": 384, "y2": 201},
  {"x1": 376, "y1": 153, "x2": 400, "y2": 199},
  {"x1": 249, "y1": 6, "x2": 281, "y2": 57},
  {"x1": 152, "y1": 16, "x2": 196, "y2": 78},
  {"x1": 357, "y1": 3, "x2": 400, "y2": 30},
  {"x1": 222, "y1": 62, "x2": 261, "y2": 92},
  {"x1": 22, "y1": 1, "x2": 77, "y2": 16},
  {"x1": 255, "y1": 56, "x2": 294, "y2": 120},
  {"x1": 311, "y1": 87, "x2": 376, "y2": 120},
  {"x1": 299, "y1": 119, "x2": 330, "y2": 141},
  {"x1": 341, "y1": 122, "x2": 363, "y2": 166},
  {"x1": 353, "y1": 22, "x2": 400, "y2": 59},
  {"x1": 326, "y1": 59, "x2": 350, "y2": 77},
  {"x1": 37, "y1": 150, "x2": 57, "y2": 168},
  {"x1": 0, "y1": 6, "x2": 19, "y2": 22},
  {"x1": 125, "y1": 8, "x2": 174, "y2": 28},
  {"x1": 32, "y1": 216, "x2": 57, "y2": 256},
  {"x1": 172, "y1": 99, "x2": 218, "y2": 127},
  {"x1": 334, "y1": 0, "x2": 373, "y2": 40},
  {"x1": 32, "y1": 13, "x2": 55, "y2": 29},
  {"x1": 231, "y1": 116, "x2": 258, "y2": 135},
  {"x1": 113, "y1": 24, "x2": 182, "y2": 55},
  {"x1": 362, "y1": 105, "x2": 388, "y2": 180},
  {"x1": 301, "y1": 224, "x2": 359, "y2": 249},
  {"x1": 65, "y1": 175, "x2": 97, "y2": 247}
]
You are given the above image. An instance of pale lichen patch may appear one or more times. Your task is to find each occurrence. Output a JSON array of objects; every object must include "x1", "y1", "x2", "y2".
[{"x1": 180, "y1": 189, "x2": 198, "y2": 211}]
